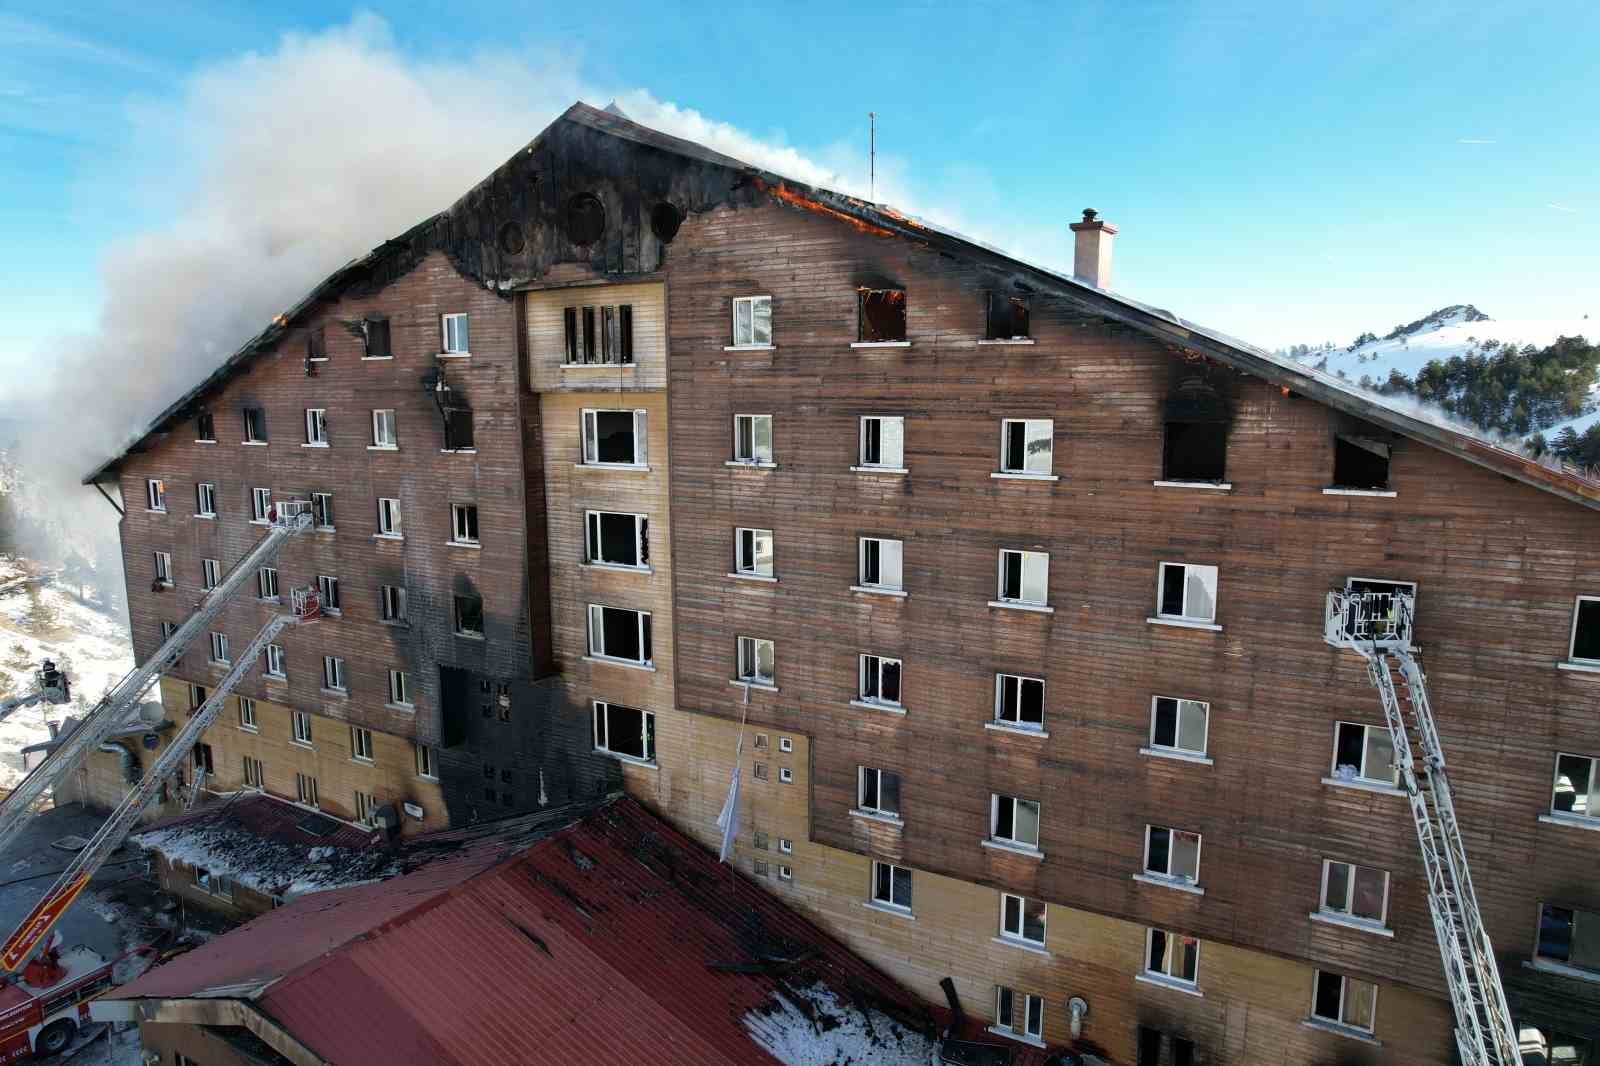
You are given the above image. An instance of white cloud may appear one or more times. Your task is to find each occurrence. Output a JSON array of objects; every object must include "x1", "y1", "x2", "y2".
[
  {"x1": 1548, "y1": 202, "x2": 1579, "y2": 214},
  {"x1": 1456, "y1": 137, "x2": 1496, "y2": 144}
]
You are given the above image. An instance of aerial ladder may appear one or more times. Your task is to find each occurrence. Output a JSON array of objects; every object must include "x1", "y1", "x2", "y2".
[
  {"x1": 0, "y1": 661, "x2": 71, "y2": 724},
  {"x1": 1324, "y1": 588, "x2": 1522, "y2": 1066},
  {"x1": 0, "y1": 501, "x2": 319, "y2": 969}
]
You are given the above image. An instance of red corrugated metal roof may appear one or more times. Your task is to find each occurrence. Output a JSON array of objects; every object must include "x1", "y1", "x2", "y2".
[{"x1": 112, "y1": 797, "x2": 1064, "y2": 1065}]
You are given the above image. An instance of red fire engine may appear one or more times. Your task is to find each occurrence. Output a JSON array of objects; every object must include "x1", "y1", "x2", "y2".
[{"x1": 0, "y1": 937, "x2": 113, "y2": 1059}]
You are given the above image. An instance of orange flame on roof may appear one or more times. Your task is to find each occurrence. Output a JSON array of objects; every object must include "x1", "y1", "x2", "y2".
[{"x1": 759, "y1": 180, "x2": 894, "y2": 238}]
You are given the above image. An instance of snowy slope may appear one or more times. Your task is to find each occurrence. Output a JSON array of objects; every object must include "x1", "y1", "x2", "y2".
[{"x1": 0, "y1": 555, "x2": 134, "y2": 791}]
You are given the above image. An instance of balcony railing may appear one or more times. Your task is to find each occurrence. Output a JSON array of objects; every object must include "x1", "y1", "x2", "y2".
[{"x1": 1325, "y1": 589, "x2": 1414, "y2": 650}]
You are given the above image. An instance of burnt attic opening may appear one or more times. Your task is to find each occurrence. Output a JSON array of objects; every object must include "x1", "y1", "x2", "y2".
[
  {"x1": 985, "y1": 292, "x2": 1030, "y2": 341},
  {"x1": 858, "y1": 288, "x2": 906, "y2": 343},
  {"x1": 566, "y1": 193, "x2": 606, "y2": 245},
  {"x1": 1162, "y1": 377, "x2": 1229, "y2": 483},
  {"x1": 362, "y1": 316, "x2": 391, "y2": 359},
  {"x1": 650, "y1": 202, "x2": 683, "y2": 243},
  {"x1": 1333, "y1": 434, "x2": 1391, "y2": 490},
  {"x1": 498, "y1": 220, "x2": 526, "y2": 256},
  {"x1": 195, "y1": 409, "x2": 215, "y2": 442}
]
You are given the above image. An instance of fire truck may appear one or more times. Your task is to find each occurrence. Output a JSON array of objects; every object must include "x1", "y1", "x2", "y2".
[{"x1": 0, "y1": 937, "x2": 113, "y2": 1060}]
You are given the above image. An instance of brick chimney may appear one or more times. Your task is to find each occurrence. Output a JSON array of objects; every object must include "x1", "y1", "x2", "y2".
[{"x1": 1070, "y1": 208, "x2": 1117, "y2": 290}]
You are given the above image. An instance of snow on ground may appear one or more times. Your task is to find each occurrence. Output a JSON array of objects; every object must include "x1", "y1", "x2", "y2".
[
  {"x1": 53, "y1": 1023, "x2": 142, "y2": 1065},
  {"x1": 0, "y1": 554, "x2": 134, "y2": 791},
  {"x1": 744, "y1": 983, "x2": 939, "y2": 1066},
  {"x1": 1301, "y1": 307, "x2": 1597, "y2": 385}
]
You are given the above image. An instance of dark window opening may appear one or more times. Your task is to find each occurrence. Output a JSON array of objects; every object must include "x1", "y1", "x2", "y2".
[
  {"x1": 592, "y1": 411, "x2": 637, "y2": 463},
  {"x1": 1333, "y1": 435, "x2": 1391, "y2": 490},
  {"x1": 1159, "y1": 566, "x2": 1186, "y2": 617},
  {"x1": 1574, "y1": 599, "x2": 1600, "y2": 662},
  {"x1": 567, "y1": 193, "x2": 606, "y2": 245},
  {"x1": 587, "y1": 512, "x2": 640, "y2": 567},
  {"x1": 582, "y1": 307, "x2": 597, "y2": 362},
  {"x1": 242, "y1": 407, "x2": 268, "y2": 443},
  {"x1": 1312, "y1": 971, "x2": 1343, "y2": 1021},
  {"x1": 563, "y1": 308, "x2": 579, "y2": 363},
  {"x1": 1137, "y1": 1027, "x2": 1163, "y2": 1066},
  {"x1": 445, "y1": 408, "x2": 474, "y2": 451},
  {"x1": 598, "y1": 607, "x2": 648, "y2": 661},
  {"x1": 597, "y1": 703, "x2": 653, "y2": 761},
  {"x1": 1162, "y1": 378, "x2": 1228, "y2": 482},
  {"x1": 564, "y1": 305, "x2": 633, "y2": 365},
  {"x1": 193, "y1": 743, "x2": 214, "y2": 775},
  {"x1": 1000, "y1": 676, "x2": 1044, "y2": 726},
  {"x1": 196, "y1": 411, "x2": 215, "y2": 441},
  {"x1": 454, "y1": 594, "x2": 484, "y2": 637},
  {"x1": 306, "y1": 327, "x2": 326, "y2": 361},
  {"x1": 363, "y1": 318, "x2": 391, "y2": 359},
  {"x1": 1172, "y1": 1038, "x2": 1195, "y2": 1066},
  {"x1": 858, "y1": 289, "x2": 906, "y2": 342},
  {"x1": 986, "y1": 293, "x2": 1030, "y2": 340},
  {"x1": 650, "y1": 202, "x2": 683, "y2": 243}
]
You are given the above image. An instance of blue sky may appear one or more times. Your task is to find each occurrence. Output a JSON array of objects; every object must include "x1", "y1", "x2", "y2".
[{"x1": 4, "y1": 0, "x2": 1597, "y2": 374}]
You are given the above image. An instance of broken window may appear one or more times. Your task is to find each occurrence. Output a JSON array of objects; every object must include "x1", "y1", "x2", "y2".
[
  {"x1": 1146, "y1": 928, "x2": 1199, "y2": 987},
  {"x1": 870, "y1": 860, "x2": 912, "y2": 911},
  {"x1": 295, "y1": 772, "x2": 319, "y2": 808},
  {"x1": 1332, "y1": 434, "x2": 1391, "y2": 490},
  {"x1": 1000, "y1": 419, "x2": 1053, "y2": 476},
  {"x1": 208, "y1": 633, "x2": 228, "y2": 664},
  {"x1": 441, "y1": 313, "x2": 470, "y2": 355},
  {"x1": 322, "y1": 656, "x2": 346, "y2": 692},
  {"x1": 258, "y1": 567, "x2": 278, "y2": 600},
  {"x1": 992, "y1": 794, "x2": 1041, "y2": 849},
  {"x1": 1150, "y1": 696, "x2": 1208, "y2": 756},
  {"x1": 451, "y1": 504, "x2": 479, "y2": 545},
  {"x1": 1569, "y1": 597, "x2": 1600, "y2": 664},
  {"x1": 371, "y1": 409, "x2": 397, "y2": 448},
  {"x1": 563, "y1": 304, "x2": 634, "y2": 364},
  {"x1": 1537, "y1": 903, "x2": 1600, "y2": 975},
  {"x1": 161, "y1": 621, "x2": 178, "y2": 642},
  {"x1": 858, "y1": 654, "x2": 903, "y2": 707},
  {"x1": 1144, "y1": 825, "x2": 1201, "y2": 885},
  {"x1": 381, "y1": 585, "x2": 407, "y2": 624},
  {"x1": 993, "y1": 987, "x2": 1043, "y2": 1041},
  {"x1": 735, "y1": 527, "x2": 774, "y2": 578},
  {"x1": 585, "y1": 511, "x2": 648, "y2": 568},
  {"x1": 1320, "y1": 860, "x2": 1389, "y2": 925},
  {"x1": 1157, "y1": 562, "x2": 1218, "y2": 624},
  {"x1": 193, "y1": 866, "x2": 232, "y2": 899},
  {"x1": 1311, "y1": 970, "x2": 1376, "y2": 1032},
  {"x1": 444, "y1": 408, "x2": 474, "y2": 451},
  {"x1": 377, "y1": 497, "x2": 402, "y2": 537},
  {"x1": 146, "y1": 479, "x2": 166, "y2": 511},
  {"x1": 858, "y1": 537, "x2": 903, "y2": 591},
  {"x1": 581, "y1": 409, "x2": 646, "y2": 466},
  {"x1": 1331, "y1": 721, "x2": 1397, "y2": 787},
  {"x1": 994, "y1": 674, "x2": 1045, "y2": 730},
  {"x1": 195, "y1": 410, "x2": 216, "y2": 442},
  {"x1": 305, "y1": 408, "x2": 328, "y2": 445},
  {"x1": 196, "y1": 482, "x2": 216, "y2": 517},
  {"x1": 1553, "y1": 752, "x2": 1599, "y2": 821},
  {"x1": 1000, "y1": 893, "x2": 1046, "y2": 945},
  {"x1": 455, "y1": 594, "x2": 485, "y2": 638},
  {"x1": 306, "y1": 326, "x2": 326, "y2": 362},
  {"x1": 737, "y1": 636, "x2": 774, "y2": 685},
  {"x1": 362, "y1": 317, "x2": 391, "y2": 359},
  {"x1": 857, "y1": 766, "x2": 901, "y2": 817},
  {"x1": 857, "y1": 416, "x2": 904, "y2": 469},
  {"x1": 153, "y1": 551, "x2": 172, "y2": 586},
  {"x1": 317, "y1": 575, "x2": 340, "y2": 613},
  {"x1": 1137, "y1": 1028, "x2": 1163, "y2": 1066},
  {"x1": 732, "y1": 295, "x2": 773, "y2": 347},
  {"x1": 985, "y1": 293, "x2": 1030, "y2": 341},
  {"x1": 242, "y1": 407, "x2": 268, "y2": 443},
  {"x1": 592, "y1": 701, "x2": 655, "y2": 762},
  {"x1": 193, "y1": 743, "x2": 213, "y2": 776},
  {"x1": 587, "y1": 604, "x2": 651, "y2": 665},
  {"x1": 1162, "y1": 378, "x2": 1227, "y2": 482},
  {"x1": 291, "y1": 711, "x2": 312, "y2": 744},
  {"x1": 997, "y1": 549, "x2": 1049, "y2": 606},
  {"x1": 857, "y1": 288, "x2": 906, "y2": 343},
  {"x1": 251, "y1": 487, "x2": 271, "y2": 523},
  {"x1": 733, "y1": 414, "x2": 774, "y2": 464}
]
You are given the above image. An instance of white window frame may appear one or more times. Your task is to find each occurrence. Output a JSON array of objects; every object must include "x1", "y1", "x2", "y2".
[
  {"x1": 1144, "y1": 927, "x2": 1200, "y2": 987},
  {"x1": 146, "y1": 479, "x2": 166, "y2": 511},
  {"x1": 316, "y1": 575, "x2": 340, "y2": 614},
  {"x1": 735, "y1": 527, "x2": 775, "y2": 578},
  {"x1": 208, "y1": 632, "x2": 229, "y2": 665},
  {"x1": 990, "y1": 794, "x2": 1042, "y2": 850},
  {"x1": 441, "y1": 312, "x2": 470, "y2": 355},
  {"x1": 857, "y1": 416, "x2": 905, "y2": 471},
  {"x1": 732, "y1": 413, "x2": 774, "y2": 465},
  {"x1": 264, "y1": 643, "x2": 286, "y2": 679},
  {"x1": 994, "y1": 673, "x2": 1046, "y2": 730},
  {"x1": 1568, "y1": 595, "x2": 1600, "y2": 665},
  {"x1": 242, "y1": 754, "x2": 264, "y2": 789},
  {"x1": 737, "y1": 635, "x2": 775, "y2": 686},
  {"x1": 587, "y1": 604, "x2": 653, "y2": 666},
  {"x1": 1310, "y1": 970, "x2": 1377, "y2": 1034},
  {"x1": 415, "y1": 743, "x2": 437, "y2": 780},
  {"x1": 857, "y1": 653, "x2": 903, "y2": 708},
  {"x1": 153, "y1": 551, "x2": 172, "y2": 585},
  {"x1": 581, "y1": 408, "x2": 648, "y2": 468},
  {"x1": 251, "y1": 487, "x2": 271, "y2": 523},
  {"x1": 242, "y1": 408, "x2": 266, "y2": 443},
  {"x1": 354, "y1": 790, "x2": 377, "y2": 826},
  {"x1": 377, "y1": 497, "x2": 402, "y2": 538},
  {"x1": 350, "y1": 726, "x2": 374, "y2": 763},
  {"x1": 387, "y1": 669, "x2": 412, "y2": 708},
  {"x1": 195, "y1": 482, "x2": 216, "y2": 517},
  {"x1": 311, "y1": 491, "x2": 335, "y2": 530},
  {"x1": 201, "y1": 558, "x2": 220, "y2": 591},
  {"x1": 305, "y1": 408, "x2": 328, "y2": 445},
  {"x1": 585, "y1": 510, "x2": 649, "y2": 570},
  {"x1": 992, "y1": 987, "x2": 1044, "y2": 1042},
  {"x1": 238, "y1": 696, "x2": 257, "y2": 731},
  {"x1": 380, "y1": 584, "x2": 408, "y2": 623},
  {"x1": 258, "y1": 567, "x2": 279, "y2": 601},
  {"x1": 295, "y1": 772, "x2": 319, "y2": 808},
  {"x1": 1148, "y1": 695, "x2": 1209, "y2": 757},
  {"x1": 1551, "y1": 751, "x2": 1600, "y2": 823},
  {"x1": 1330, "y1": 721, "x2": 1399, "y2": 787},
  {"x1": 869, "y1": 860, "x2": 912, "y2": 912},
  {"x1": 186, "y1": 684, "x2": 205, "y2": 711},
  {"x1": 322, "y1": 655, "x2": 347, "y2": 693},
  {"x1": 291, "y1": 710, "x2": 312, "y2": 745},
  {"x1": 1156, "y1": 562, "x2": 1219, "y2": 624},
  {"x1": 996, "y1": 549, "x2": 1049, "y2": 607},
  {"x1": 451, "y1": 503, "x2": 480, "y2": 545},
  {"x1": 1319, "y1": 859, "x2": 1391, "y2": 928},
  {"x1": 857, "y1": 766, "x2": 900, "y2": 818},
  {"x1": 371, "y1": 409, "x2": 398, "y2": 449},
  {"x1": 1143, "y1": 825, "x2": 1203, "y2": 886},
  {"x1": 857, "y1": 537, "x2": 904, "y2": 593},
  {"x1": 591, "y1": 700, "x2": 656, "y2": 764},
  {"x1": 999, "y1": 892, "x2": 1047, "y2": 946},
  {"x1": 998, "y1": 419, "x2": 1054, "y2": 476},
  {"x1": 731, "y1": 295, "x2": 773, "y2": 348}
]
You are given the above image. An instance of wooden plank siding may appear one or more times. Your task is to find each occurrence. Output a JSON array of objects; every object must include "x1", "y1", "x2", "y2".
[{"x1": 658, "y1": 199, "x2": 1600, "y2": 1059}]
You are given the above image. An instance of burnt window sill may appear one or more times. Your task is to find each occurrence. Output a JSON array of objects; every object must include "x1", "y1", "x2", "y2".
[
  {"x1": 850, "y1": 465, "x2": 908, "y2": 476},
  {"x1": 849, "y1": 807, "x2": 904, "y2": 827},
  {"x1": 596, "y1": 748, "x2": 658, "y2": 770},
  {"x1": 440, "y1": 448, "x2": 478, "y2": 455},
  {"x1": 585, "y1": 562, "x2": 653, "y2": 575}
]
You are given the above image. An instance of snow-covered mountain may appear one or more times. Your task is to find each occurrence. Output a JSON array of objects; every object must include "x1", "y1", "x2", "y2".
[{"x1": 1291, "y1": 305, "x2": 1599, "y2": 439}]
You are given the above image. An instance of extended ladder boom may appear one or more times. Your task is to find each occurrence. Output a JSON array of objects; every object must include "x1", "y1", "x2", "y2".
[
  {"x1": 1330, "y1": 590, "x2": 1521, "y2": 1066},
  {"x1": 0, "y1": 506, "x2": 311, "y2": 859}
]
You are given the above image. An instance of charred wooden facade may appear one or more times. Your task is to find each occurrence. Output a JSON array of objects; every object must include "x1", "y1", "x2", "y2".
[{"x1": 90, "y1": 104, "x2": 1600, "y2": 1063}]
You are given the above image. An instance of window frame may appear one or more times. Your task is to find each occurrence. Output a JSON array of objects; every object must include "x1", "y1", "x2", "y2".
[
  {"x1": 242, "y1": 754, "x2": 264, "y2": 789},
  {"x1": 1145, "y1": 927, "x2": 1201, "y2": 987},
  {"x1": 454, "y1": 594, "x2": 485, "y2": 638},
  {"x1": 1330, "y1": 720, "x2": 1399, "y2": 787},
  {"x1": 242, "y1": 407, "x2": 267, "y2": 443},
  {"x1": 996, "y1": 549, "x2": 1050, "y2": 607},
  {"x1": 1148, "y1": 695, "x2": 1209, "y2": 757},
  {"x1": 237, "y1": 696, "x2": 257, "y2": 731},
  {"x1": 377, "y1": 497, "x2": 403, "y2": 538},
  {"x1": 304, "y1": 408, "x2": 328, "y2": 445},
  {"x1": 857, "y1": 766, "x2": 902, "y2": 818},
  {"x1": 415, "y1": 743, "x2": 437, "y2": 780},
  {"x1": 735, "y1": 527, "x2": 775, "y2": 578},
  {"x1": 316, "y1": 574, "x2": 340, "y2": 614},
  {"x1": 195, "y1": 411, "x2": 216, "y2": 442},
  {"x1": 857, "y1": 536, "x2": 904, "y2": 592},
  {"x1": 584, "y1": 510, "x2": 649, "y2": 570},
  {"x1": 1551, "y1": 751, "x2": 1600, "y2": 822},
  {"x1": 153, "y1": 551, "x2": 172, "y2": 585},
  {"x1": 388, "y1": 669, "x2": 411, "y2": 708},
  {"x1": 291, "y1": 710, "x2": 312, "y2": 746},
  {"x1": 295, "y1": 772, "x2": 319, "y2": 809},
  {"x1": 856, "y1": 288, "x2": 907, "y2": 344},
  {"x1": 1319, "y1": 859, "x2": 1391, "y2": 927},
  {"x1": 311, "y1": 491, "x2": 334, "y2": 530},
  {"x1": 857, "y1": 415, "x2": 906, "y2": 470},
  {"x1": 581, "y1": 408, "x2": 648, "y2": 468},
  {"x1": 992, "y1": 986, "x2": 1044, "y2": 1042},
  {"x1": 371, "y1": 409, "x2": 398, "y2": 449},
  {"x1": 441, "y1": 312, "x2": 470, "y2": 355},
  {"x1": 857, "y1": 653, "x2": 904, "y2": 708},
  {"x1": 322, "y1": 655, "x2": 347, "y2": 693},
  {"x1": 350, "y1": 726, "x2": 374, "y2": 763},
  {"x1": 207, "y1": 632, "x2": 228, "y2": 665},
  {"x1": 380, "y1": 584, "x2": 408, "y2": 624},
  {"x1": 993, "y1": 673, "x2": 1046, "y2": 731},
  {"x1": 1143, "y1": 824, "x2": 1203, "y2": 886},
  {"x1": 591, "y1": 700, "x2": 656, "y2": 764},
  {"x1": 1310, "y1": 970, "x2": 1377, "y2": 1033},
  {"x1": 264, "y1": 643, "x2": 286, "y2": 679},
  {"x1": 195, "y1": 482, "x2": 216, "y2": 517},
  {"x1": 251, "y1": 487, "x2": 272, "y2": 523},
  {"x1": 999, "y1": 892, "x2": 1047, "y2": 946},
  {"x1": 736, "y1": 635, "x2": 775, "y2": 686},
  {"x1": 985, "y1": 292, "x2": 1031, "y2": 341},
  {"x1": 586, "y1": 604, "x2": 652, "y2": 666},
  {"x1": 451, "y1": 503, "x2": 480, "y2": 545},
  {"x1": 1569, "y1": 596, "x2": 1600, "y2": 666},
  {"x1": 990, "y1": 793, "x2": 1042, "y2": 850},
  {"x1": 146, "y1": 478, "x2": 166, "y2": 512},
  {"x1": 732, "y1": 413, "x2": 775, "y2": 465},
  {"x1": 201, "y1": 558, "x2": 220, "y2": 591},
  {"x1": 1535, "y1": 901, "x2": 1600, "y2": 976},
  {"x1": 258, "y1": 566, "x2": 279, "y2": 601},
  {"x1": 1155, "y1": 562, "x2": 1219, "y2": 624},
  {"x1": 731, "y1": 295, "x2": 773, "y2": 348},
  {"x1": 869, "y1": 860, "x2": 913, "y2": 912},
  {"x1": 998, "y1": 419, "x2": 1054, "y2": 476}
]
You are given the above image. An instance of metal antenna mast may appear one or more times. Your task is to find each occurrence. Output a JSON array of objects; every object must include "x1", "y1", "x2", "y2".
[{"x1": 869, "y1": 112, "x2": 876, "y2": 201}]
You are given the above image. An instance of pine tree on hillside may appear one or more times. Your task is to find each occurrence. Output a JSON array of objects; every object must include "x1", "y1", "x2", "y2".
[{"x1": 1554, "y1": 426, "x2": 1582, "y2": 460}]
